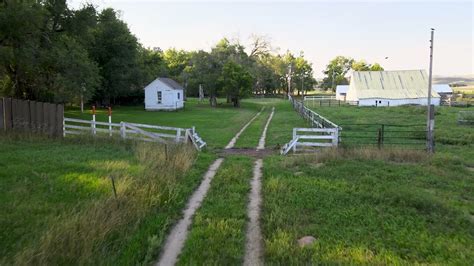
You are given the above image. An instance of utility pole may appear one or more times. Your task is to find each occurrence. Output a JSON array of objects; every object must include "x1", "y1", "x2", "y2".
[
  {"x1": 426, "y1": 28, "x2": 435, "y2": 153},
  {"x1": 287, "y1": 64, "x2": 292, "y2": 98},
  {"x1": 332, "y1": 70, "x2": 336, "y2": 92},
  {"x1": 80, "y1": 84, "x2": 85, "y2": 113},
  {"x1": 301, "y1": 75, "x2": 304, "y2": 96}
]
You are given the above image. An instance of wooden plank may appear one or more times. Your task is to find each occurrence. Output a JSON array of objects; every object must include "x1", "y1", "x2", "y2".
[
  {"x1": 297, "y1": 142, "x2": 335, "y2": 147},
  {"x1": 295, "y1": 128, "x2": 337, "y2": 133},
  {"x1": 56, "y1": 104, "x2": 64, "y2": 137},
  {"x1": 126, "y1": 122, "x2": 183, "y2": 131},
  {"x1": 124, "y1": 123, "x2": 166, "y2": 143},
  {"x1": 296, "y1": 135, "x2": 335, "y2": 140},
  {"x1": 47, "y1": 103, "x2": 56, "y2": 136},
  {"x1": 0, "y1": 98, "x2": 3, "y2": 130},
  {"x1": 25, "y1": 100, "x2": 32, "y2": 130},
  {"x1": 29, "y1": 101, "x2": 37, "y2": 132},
  {"x1": 63, "y1": 117, "x2": 121, "y2": 127},
  {"x1": 36, "y1": 101, "x2": 44, "y2": 133},
  {"x1": 11, "y1": 98, "x2": 19, "y2": 129},
  {"x1": 17, "y1": 98, "x2": 29, "y2": 130}
]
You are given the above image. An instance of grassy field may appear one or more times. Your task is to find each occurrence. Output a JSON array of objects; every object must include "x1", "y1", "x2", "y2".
[
  {"x1": 262, "y1": 149, "x2": 474, "y2": 264},
  {"x1": 2, "y1": 97, "x2": 473, "y2": 264},
  {"x1": 0, "y1": 135, "x2": 215, "y2": 264}
]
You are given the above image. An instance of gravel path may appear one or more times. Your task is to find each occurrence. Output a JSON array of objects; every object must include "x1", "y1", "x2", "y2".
[
  {"x1": 156, "y1": 158, "x2": 224, "y2": 266},
  {"x1": 257, "y1": 107, "x2": 275, "y2": 150},
  {"x1": 244, "y1": 158, "x2": 264, "y2": 266},
  {"x1": 244, "y1": 107, "x2": 274, "y2": 266}
]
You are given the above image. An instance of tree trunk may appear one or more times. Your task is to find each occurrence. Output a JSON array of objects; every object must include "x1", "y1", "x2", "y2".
[
  {"x1": 209, "y1": 95, "x2": 217, "y2": 107},
  {"x1": 226, "y1": 94, "x2": 231, "y2": 103},
  {"x1": 232, "y1": 97, "x2": 240, "y2": 108}
]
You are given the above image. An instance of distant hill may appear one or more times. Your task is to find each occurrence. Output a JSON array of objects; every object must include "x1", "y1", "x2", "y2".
[{"x1": 433, "y1": 74, "x2": 474, "y2": 85}]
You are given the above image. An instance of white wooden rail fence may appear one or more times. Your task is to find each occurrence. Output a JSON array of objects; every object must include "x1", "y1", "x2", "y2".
[
  {"x1": 280, "y1": 128, "x2": 339, "y2": 155},
  {"x1": 281, "y1": 96, "x2": 340, "y2": 155},
  {"x1": 290, "y1": 96, "x2": 339, "y2": 128},
  {"x1": 63, "y1": 117, "x2": 206, "y2": 151}
]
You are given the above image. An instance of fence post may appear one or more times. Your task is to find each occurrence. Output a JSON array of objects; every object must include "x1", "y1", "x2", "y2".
[
  {"x1": 56, "y1": 104, "x2": 64, "y2": 137},
  {"x1": 120, "y1": 122, "x2": 126, "y2": 139},
  {"x1": 108, "y1": 106, "x2": 112, "y2": 137},
  {"x1": 0, "y1": 98, "x2": 4, "y2": 131},
  {"x1": 184, "y1": 129, "x2": 189, "y2": 143},
  {"x1": 292, "y1": 128, "x2": 297, "y2": 153},
  {"x1": 333, "y1": 128, "x2": 339, "y2": 147},
  {"x1": 377, "y1": 127, "x2": 382, "y2": 149},
  {"x1": 91, "y1": 106, "x2": 96, "y2": 135},
  {"x1": 176, "y1": 128, "x2": 181, "y2": 142},
  {"x1": 381, "y1": 124, "x2": 385, "y2": 147}
]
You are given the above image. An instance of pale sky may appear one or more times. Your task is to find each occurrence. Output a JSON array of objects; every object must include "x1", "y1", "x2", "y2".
[{"x1": 69, "y1": 0, "x2": 473, "y2": 78}]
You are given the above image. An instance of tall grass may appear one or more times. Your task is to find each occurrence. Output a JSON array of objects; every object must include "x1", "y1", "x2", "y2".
[
  {"x1": 283, "y1": 147, "x2": 428, "y2": 168},
  {"x1": 14, "y1": 141, "x2": 196, "y2": 265}
]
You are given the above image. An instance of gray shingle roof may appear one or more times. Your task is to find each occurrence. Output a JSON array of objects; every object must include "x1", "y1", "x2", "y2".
[{"x1": 158, "y1": 78, "x2": 184, "y2": 90}]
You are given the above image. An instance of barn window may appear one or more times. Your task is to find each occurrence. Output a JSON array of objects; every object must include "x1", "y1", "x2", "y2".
[
  {"x1": 177, "y1": 92, "x2": 180, "y2": 99},
  {"x1": 157, "y1": 91, "x2": 162, "y2": 104}
]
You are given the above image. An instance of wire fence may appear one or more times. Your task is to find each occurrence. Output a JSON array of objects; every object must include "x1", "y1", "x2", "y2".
[
  {"x1": 338, "y1": 123, "x2": 427, "y2": 149},
  {"x1": 304, "y1": 99, "x2": 360, "y2": 108}
]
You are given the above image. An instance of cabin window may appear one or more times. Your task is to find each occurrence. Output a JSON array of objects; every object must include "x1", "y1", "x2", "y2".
[
  {"x1": 177, "y1": 92, "x2": 180, "y2": 99},
  {"x1": 157, "y1": 91, "x2": 162, "y2": 104}
]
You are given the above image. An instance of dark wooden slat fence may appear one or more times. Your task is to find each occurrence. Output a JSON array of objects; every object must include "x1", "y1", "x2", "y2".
[{"x1": 0, "y1": 97, "x2": 63, "y2": 137}]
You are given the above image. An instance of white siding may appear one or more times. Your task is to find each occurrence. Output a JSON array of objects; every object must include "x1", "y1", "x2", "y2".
[
  {"x1": 357, "y1": 98, "x2": 440, "y2": 107},
  {"x1": 335, "y1": 85, "x2": 349, "y2": 101},
  {"x1": 144, "y1": 80, "x2": 184, "y2": 110}
]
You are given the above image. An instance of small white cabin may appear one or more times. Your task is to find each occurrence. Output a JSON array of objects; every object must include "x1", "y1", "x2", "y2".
[{"x1": 144, "y1": 78, "x2": 184, "y2": 111}]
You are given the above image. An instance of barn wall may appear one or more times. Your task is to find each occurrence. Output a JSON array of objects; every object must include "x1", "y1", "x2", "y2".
[
  {"x1": 336, "y1": 93, "x2": 346, "y2": 101},
  {"x1": 358, "y1": 98, "x2": 441, "y2": 107}
]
